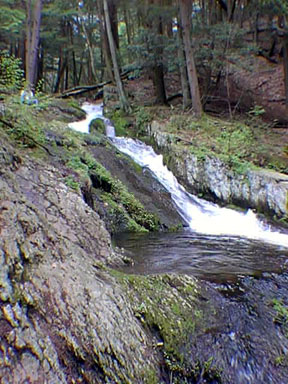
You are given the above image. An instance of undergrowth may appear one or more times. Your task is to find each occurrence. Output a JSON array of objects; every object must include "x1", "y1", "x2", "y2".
[{"x1": 165, "y1": 110, "x2": 287, "y2": 174}]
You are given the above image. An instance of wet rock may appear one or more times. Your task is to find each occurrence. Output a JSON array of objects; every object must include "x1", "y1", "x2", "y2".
[
  {"x1": 0, "y1": 136, "x2": 162, "y2": 383},
  {"x1": 88, "y1": 143, "x2": 184, "y2": 231},
  {"x1": 89, "y1": 118, "x2": 106, "y2": 135},
  {"x1": 149, "y1": 121, "x2": 288, "y2": 219}
]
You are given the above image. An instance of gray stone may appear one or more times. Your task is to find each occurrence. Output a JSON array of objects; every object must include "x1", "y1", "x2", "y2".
[{"x1": 150, "y1": 121, "x2": 288, "y2": 219}]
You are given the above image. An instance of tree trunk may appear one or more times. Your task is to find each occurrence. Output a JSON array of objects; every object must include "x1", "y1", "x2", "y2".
[
  {"x1": 177, "y1": 22, "x2": 191, "y2": 109},
  {"x1": 54, "y1": 50, "x2": 68, "y2": 93},
  {"x1": 25, "y1": 0, "x2": 42, "y2": 89},
  {"x1": 152, "y1": 65, "x2": 167, "y2": 104},
  {"x1": 78, "y1": 10, "x2": 97, "y2": 83},
  {"x1": 283, "y1": 39, "x2": 288, "y2": 106},
  {"x1": 124, "y1": 6, "x2": 131, "y2": 45},
  {"x1": 179, "y1": 0, "x2": 202, "y2": 117},
  {"x1": 103, "y1": 0, "x2": 130, "y2": 112},
  {"x1": 109, "y1": 0, "x2": 119, "y2": 49},
  {"x1": 146, "y1": 0, "x2": 167, "y2": 104},
  {"x1": 96, "y1": 1, "x2": 114, "y2": 81}
]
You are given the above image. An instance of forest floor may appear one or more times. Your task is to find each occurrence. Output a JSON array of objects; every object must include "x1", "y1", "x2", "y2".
[{"x1": 120, "y1": 54, "x2": 288, "y2": 175}]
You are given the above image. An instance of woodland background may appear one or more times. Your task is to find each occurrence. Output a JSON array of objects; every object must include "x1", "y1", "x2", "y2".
[{"x1": 1, "y1": 0, "x2": 288, "y2": 119}]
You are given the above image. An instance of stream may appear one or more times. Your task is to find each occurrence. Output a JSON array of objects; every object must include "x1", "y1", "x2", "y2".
[{"x1": 70, "y1": 103, "x2": 288, "y2": 383}]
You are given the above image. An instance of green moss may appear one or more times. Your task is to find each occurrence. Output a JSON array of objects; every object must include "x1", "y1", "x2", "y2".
[
  {"x1": 134, "y1": 106, "x2": 152, "y2": 136},
  {"x1": 2, "y1": 99, "x2": 46, "y2": 148},
  {"x1": 112, "y1": 272, "x2": 199, "y2": 367},
  {"x1": 64, "y1": 175, "x2": 80, "y2": 191},
  {"x1": 102, "y1": 193, "x2": 147, "y2": 233},
  {"x1": 272, "y1": 299, "x2": 288, "y2": 330},
  {"x1": 109, "y1": 270, "x2": 221, "y2": 382},
  {"x1": 274, "y1": 354, "x2": 288, "y2": 367},
  {"x1": 90, "y1": 162, "x2": 159, "y2": 232},
  {"x1": 164, "y1": 112, "x2": 288, "y2": 175},
  {"x1": 109, "y1": 110, "x2": 129, "y2": 136},
  {"x1": 89, "y1": 118, "x2": 106, "y2": 135}
]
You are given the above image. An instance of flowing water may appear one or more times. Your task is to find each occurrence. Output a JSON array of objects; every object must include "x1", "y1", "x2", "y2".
[
  {"x1": 69, "y1": 103, "x2": 115, "y2": 136},
  {"x1": 70, "y1": 103, "x2": 288, "y2": 383}
]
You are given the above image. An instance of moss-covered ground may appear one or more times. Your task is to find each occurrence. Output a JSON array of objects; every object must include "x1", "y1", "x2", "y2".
[
  {"x1": 109, "y1": 104, "x2": 288, "y2": 175},
  {"x1": 110, "y1": 270, "x2": 222, "y2": 383},
  {"x1": 0, "y1": 93, "x2": 160, "y2": 234}
]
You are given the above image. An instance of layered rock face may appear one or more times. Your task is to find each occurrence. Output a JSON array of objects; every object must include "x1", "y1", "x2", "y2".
[
  {"x1": 0, "y1": 136, "x2": 161, "y2": 383},
  {"x1": 149, "y1": 121, "x2": 288, "y2": 219}
]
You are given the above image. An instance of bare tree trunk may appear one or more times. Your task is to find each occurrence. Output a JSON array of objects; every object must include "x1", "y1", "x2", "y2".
[
  {"x1": 109, "y1": 0, "x2": 119, "y2": 49},
  {"x1": 179, "y1": 0, "x2": 202, "y2": 117},
  {"x1": 177, "y1": 22, "x2": 191, "y2": 109},
  {"x1": 283, "y1": 18, "x2": 288, "y2": 106},
  {"x1": 146, "y1": 0, "x2": 167, "y2": 104},
  {"x1": 124, "y1": 6, "x2": 131, "y2": 45},
  {"x1": 25, "y1": 0, "x2": 42, "y2": 89},
  {"x1": 103, "y1": 0, "x2": 130, "y2": 111},
  {"x1": 77, "y1": 10, "x2": 97, "y2": 83},
  {"x1": 25, "y1": 0, "x2": 32, "y2": 83},
  {"x1": 54, "y1": 50, "x2": 68, "y2": 93},
  {"x1": 95, "y1": 1, "x2": 114, "y2": 81}
]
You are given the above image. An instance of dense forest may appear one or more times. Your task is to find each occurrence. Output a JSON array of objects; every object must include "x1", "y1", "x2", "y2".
[{"x1": 1, "y1": 0, "x2": 288, "y2": 117}]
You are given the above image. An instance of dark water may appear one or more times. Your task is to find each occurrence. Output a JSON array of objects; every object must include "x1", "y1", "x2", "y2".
[
  {"x1": 73, "y1": 104, "x2": 288, "y2": 383},
  {"x1": 113, "y1": 230, "x2": 288, "y2": 283},
  {"x1": 113, "y1": 230, "x2": 288, "y2": 383}
]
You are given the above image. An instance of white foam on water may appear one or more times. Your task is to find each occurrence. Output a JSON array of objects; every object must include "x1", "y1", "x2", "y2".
[
  {"x1": 68, "y1": 103, "x2": 115, "y2": 137},
  {"x1": 111, "y1": 137, "x2": 288, "y2": 248}
]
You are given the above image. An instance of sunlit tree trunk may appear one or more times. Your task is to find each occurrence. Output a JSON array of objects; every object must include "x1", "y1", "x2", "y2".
[{"x1": 179, "y1": 0, "x2": 202, "y2": 117}]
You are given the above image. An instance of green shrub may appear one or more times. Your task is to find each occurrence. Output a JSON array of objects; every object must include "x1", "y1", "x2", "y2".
[
  {"x1": 110, "y1": 110, "x2": 129, "y2": 136},
  {"x1": 135, "y1": 106, "x2": 152, "y2": 136},
  {"x1": 3, "y1": 98, "x2": 45, "y2": 148},
  {"x1": 0, "y1": 50, "x2": 24, "y2": 91}
]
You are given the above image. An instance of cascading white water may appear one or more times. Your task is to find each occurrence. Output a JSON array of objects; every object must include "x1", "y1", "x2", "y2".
[
  {"x1": 69, "y1": 103, "x2": 288, "y2": 248},
  {"x1": 68, "y1": 103, "x2": 115, "y2": 137},
  {"x1": 111, "y1": 137, "x2": 288, "y2": 247}
]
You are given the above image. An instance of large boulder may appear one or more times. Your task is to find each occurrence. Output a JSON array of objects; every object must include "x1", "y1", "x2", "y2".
[{"x1": 0, "y1": 135, "x2": 161, "y2": 383}]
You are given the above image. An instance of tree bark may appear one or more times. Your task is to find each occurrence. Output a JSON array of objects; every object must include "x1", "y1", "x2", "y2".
[
  {"x1": 146, "y1": 0, "x2": 167, "y2": 104},
  {"x1": 103, "y1": 0, "x2": 130, "y2": 112},
  {"x1": 179, "y1": 0, "x2": 202, "y2": 117},
  {"x1": 283, "y1": 39, "x2": 288, "y2": 106},
  {"x1": 95, "y1": 1, "x2": 114, "y2": 81},
  {"x1": 280, "y1": 18, "x2": 288, "y2": 106},
  {"x1": 25, "y1": 0, "x2": 42, "y2": 89},
  {"x1": 177, "y1": 21, "x2": 191, "y2": 109},
  {"x1": 78, "y1": 10, "x2": 97, "y2": 83},
  {"x1": 109, "y1": 0, "x2": 119, "y2": 49},
  {"x1": 54, "y1": 50, "x2": 68, "y2": 93},
  {"x1": 124, "y1": 6, "x2": 131, "y2": 45}
]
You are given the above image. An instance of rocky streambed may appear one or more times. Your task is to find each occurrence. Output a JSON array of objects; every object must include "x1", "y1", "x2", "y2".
[{"x1": 2, "y1": 98, "x2": 288, "y2": 383}]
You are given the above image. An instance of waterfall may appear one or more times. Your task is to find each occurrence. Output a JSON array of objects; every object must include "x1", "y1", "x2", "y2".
[
  {"x1": 69, "y1": 103, "x2": 115, "y2": 137},
  {"x1": 111, "y1": 137, "x2": 288, "y2": 247},
  {"x1": 69, "y1": 103, "x2": 288, "y2": 248}
]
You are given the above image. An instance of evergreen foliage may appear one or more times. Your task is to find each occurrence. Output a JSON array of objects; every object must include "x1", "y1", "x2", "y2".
[
  {"x1": 0, "y1": 0, "x2": 287, "y2": 110},
  {"x1": 0, "y1": 51, "x2": 24, "y2": 91}
]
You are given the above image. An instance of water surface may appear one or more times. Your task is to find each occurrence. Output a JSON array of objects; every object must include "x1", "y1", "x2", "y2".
[{"x1": 113, "y1": 230, "x2": 288, "y2": 283}]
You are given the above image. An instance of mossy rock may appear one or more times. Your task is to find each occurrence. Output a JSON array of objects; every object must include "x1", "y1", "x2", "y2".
[{"x1": 89, "y1": 118, "x2": 106, "y2": 135}]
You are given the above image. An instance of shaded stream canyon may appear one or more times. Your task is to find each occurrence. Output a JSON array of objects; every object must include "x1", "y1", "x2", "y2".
[
  {"x1": 70, "y1": 104, "x2": 288, "y2": 383},
  {"x1": 2, "y1": 102, "x2": 288, "y2": 383}
]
